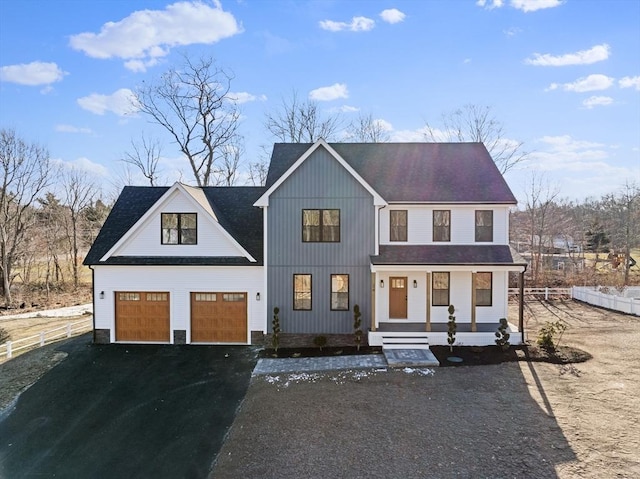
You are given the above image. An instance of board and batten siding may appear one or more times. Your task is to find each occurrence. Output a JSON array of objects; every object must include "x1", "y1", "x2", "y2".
[
  {"x1": 93, "y1": 265, "x2": 264, "y2": 343},
  {"x1": 267, "y1": 147, "x2": 375, "y2": 334},
  {"x1": 379, "y1": 205, "x2": 510, "y2": 245},
  {"x1": 112, "y1": 191, "x2": 244, "y2": 258}
]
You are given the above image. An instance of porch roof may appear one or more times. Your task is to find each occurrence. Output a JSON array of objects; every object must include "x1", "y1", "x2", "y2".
[{"x1": 371, "y1": 245, "x2": 527, "y2": 267}]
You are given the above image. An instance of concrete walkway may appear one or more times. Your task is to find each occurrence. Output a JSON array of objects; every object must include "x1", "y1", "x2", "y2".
[{"x1": 253, "y1": 348, "x2": 440, "y2": 375}]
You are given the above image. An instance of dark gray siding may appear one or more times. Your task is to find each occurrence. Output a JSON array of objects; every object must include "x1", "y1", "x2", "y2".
[{"x1": 267, "y1": 147, "x2": 375, "y2": 333}]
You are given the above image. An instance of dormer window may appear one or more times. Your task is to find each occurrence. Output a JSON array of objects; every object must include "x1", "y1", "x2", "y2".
[{"x1": 161, "y1": 213, "x2": 197, "y2": 245}]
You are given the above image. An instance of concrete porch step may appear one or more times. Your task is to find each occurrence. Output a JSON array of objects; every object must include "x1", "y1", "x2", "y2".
[
  {"x1": 383, "y1": 347, "x2": 440, "y2": 367},
  {"x1": 381, "y1": 335, "x2": 430, "y2": 350}
]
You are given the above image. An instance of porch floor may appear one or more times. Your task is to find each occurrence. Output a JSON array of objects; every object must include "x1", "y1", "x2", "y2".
[{"x1": 376, "y1": 322, "x2": 501, "y2": 333}]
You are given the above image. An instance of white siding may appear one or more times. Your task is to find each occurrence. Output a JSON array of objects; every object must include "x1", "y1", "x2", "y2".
[
  {"x1": 379, "y1": 205, "x2": 510, "y2": 245},
  {"x1": 111, "y1": 191, "x2": 246, "y2": 258},
  {"x1": 93, "y1": 265, "x2": 264, "y2": 343},
  {"x1": 375, "y1": 269, "x2": 510, "y2": 325}
]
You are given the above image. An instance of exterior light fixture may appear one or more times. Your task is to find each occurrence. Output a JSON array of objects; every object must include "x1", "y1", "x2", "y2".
[
  {"x1": 380, "y1": 280, "x2": 384, "y2": 288},
  {"x1": 256, "y1": 292, "x2": 261, "y2": 301},
  {"x1": 413, "y1": 280, "x2": 417, "y2": 288},
  {"x1": 99, "y1": 291, "x2": 105, "y2": 299}
]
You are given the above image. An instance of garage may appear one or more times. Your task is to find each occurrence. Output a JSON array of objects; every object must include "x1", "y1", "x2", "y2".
[
  {"x1": 115, "y1": 292, "x2": 170, "y2": 342},
  {"x1": 191, "y1": 292, "x2": 247, "y2": 343}
]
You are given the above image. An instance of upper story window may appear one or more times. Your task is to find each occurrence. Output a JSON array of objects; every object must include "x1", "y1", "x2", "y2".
[
  {"x1": 161, "y1": 213, "x2": 197, "y2": 245},
  {"x1": 302, "y1": 209, "x2": 340, "y2": 242},
  {"x1": 390, "y1": 210, "x2": 408, "y2": 242},
  {"x1": 475, "y1": 210, "x2": 493, "y2": 242},
  {"x1": 433, "y1": 210, "x2": 451, "y2": 242}
]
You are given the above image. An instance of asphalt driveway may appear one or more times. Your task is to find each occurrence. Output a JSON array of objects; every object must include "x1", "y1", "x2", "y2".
[{"x1": 0, "y1": 334, "x2": 258, "y2": 478}]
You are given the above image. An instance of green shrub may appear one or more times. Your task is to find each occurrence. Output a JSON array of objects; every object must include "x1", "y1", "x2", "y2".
[
  {"x1": 313, "y1": 335, "x2": 328, "y2": 351},
  {"x1": 537, "y1": 320, "x2": 567, "y2": 350}
]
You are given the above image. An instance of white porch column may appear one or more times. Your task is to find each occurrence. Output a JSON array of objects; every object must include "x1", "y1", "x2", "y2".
[
  {"x1": 371, "y1": 272, "x2": 376, "y2": 332},
  {"x1": 471, "y1": 272, "x2": 477, "y2": 333},
  {"x1": 425, "y1": 272, "x2": 431, "y2": 332}
]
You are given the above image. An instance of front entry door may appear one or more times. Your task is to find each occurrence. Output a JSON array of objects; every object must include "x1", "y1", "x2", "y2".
[{"x1": 389, "y1": 277, "x2": 408, "y2": 319}]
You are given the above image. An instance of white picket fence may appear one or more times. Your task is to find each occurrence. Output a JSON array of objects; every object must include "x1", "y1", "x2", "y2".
[
  {"x1": 0, "y1": 318, "x2": 92, "y2": 360},
  {"x1": 572, "y1": 286, "x2": 640, "y2": 316},
  {"x1": 508, "y1": 287, "x2": 572, "y2": 299}
]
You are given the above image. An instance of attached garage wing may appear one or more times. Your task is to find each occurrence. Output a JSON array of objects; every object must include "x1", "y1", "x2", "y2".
[
  {"x1": 115, "y1": 292, "x2": 170, "y2": 342},
  {"x1": 191, "y1": 292, "x2": 247, "y2": 343}
]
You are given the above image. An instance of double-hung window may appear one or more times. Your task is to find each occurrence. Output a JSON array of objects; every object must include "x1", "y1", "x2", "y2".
[
  {"x1": 390, "y1": 210, "x2": 408, "y2": 242},
  {"x1": 432, "y1": 272, "x2": 450, "y2": 306},
  {"x1": 302, "y1": 209, "x2": 340, "y2": 242},
  {"x1": 475, "y1": 210, "x2": 493, "y2": 242},
  {"x1": 161, "y1": 213, "x2": 197, "y2": 245},
  {"x1": 293, "y1": 274, "x2": 312, "y2": 310},
  {"x1": 433, "y1": 210, "x2": 450, "y2": 242},
  {"x1": 475, "y1": 272, "x2": 492, "y2": 306},
  {"x1": 330, "y1": 274, "x2": 349, "y2": 311}
]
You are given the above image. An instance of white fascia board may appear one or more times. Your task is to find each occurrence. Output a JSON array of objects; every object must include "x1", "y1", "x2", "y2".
[
  {"x1": 370, "y1": 264, "x2": 526, "y2": 273},
  {"x1": 100, "y1": 182, "x2": 256, "y2": 263},
  {"x1": 253, "y1": 139, "x2": 387, "y2": 207}
]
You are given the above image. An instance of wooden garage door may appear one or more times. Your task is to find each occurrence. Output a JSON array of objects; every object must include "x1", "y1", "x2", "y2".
[
  {"x1": 115, "y1": 292, "x2": 170, "y2": 342},
  {"x1": 191, "y1": 292, "x2": 247, "y2": 343}
]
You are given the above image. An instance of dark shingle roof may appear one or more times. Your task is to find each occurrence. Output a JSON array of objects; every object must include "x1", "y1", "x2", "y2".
[
  {"x1": 371, "y1": 245, "x2": 527, "y2": 266},
  {"x1": 84, "y1": 185, "x2": 265, "y2": 266},
  {"x1": 266, "y1": 142, "x2": 517, "y2": 204}
]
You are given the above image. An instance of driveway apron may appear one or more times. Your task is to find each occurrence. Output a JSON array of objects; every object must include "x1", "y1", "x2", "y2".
[{"x1": 0, "y1": 335, "x2": 258, "y2": 479}]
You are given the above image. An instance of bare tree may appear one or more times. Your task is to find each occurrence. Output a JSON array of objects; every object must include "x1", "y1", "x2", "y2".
[
  {"x1": 264, "y1": 91, "x2": 342, "y2": 143},
  {"x1": 121, "y1": 134, "x2": 162, "y2": 186},
  {"x1": 38, "y1": 193, "x2": 67, "y2": 298},
  {"x1": 61, "y1": 167, "x2": 96, "y2": 289},
  {"x1": 424, "y1": 104, "x2": 528, "y2": 174},
  {"x1": 346, "y1": 113, "x2": 390, "y2": 142},
  {"x1": 247, "y1": 160, "x2": 269, "y2": 186},
  {"x1": 135, "y1": 54, "x2": 241, "y2": 186},
  {"x1": 0, "y1": 128, "x2": 56, "y2": 306},
  {"x1": 522, "y1": 172, "x2": 560, "y2": 285},
  {"x1": 216, "y1": 137, "x2": 244, "y2": 186}
]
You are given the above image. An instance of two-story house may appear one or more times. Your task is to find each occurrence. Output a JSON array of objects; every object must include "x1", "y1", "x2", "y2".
[{"x1": 84, "y1": 139, "x2": 526, "y2": 347}]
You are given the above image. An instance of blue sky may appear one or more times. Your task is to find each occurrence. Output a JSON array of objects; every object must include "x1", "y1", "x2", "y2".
[{"x1": 1, "y1": 0, "x2": 638, "y2": 203}]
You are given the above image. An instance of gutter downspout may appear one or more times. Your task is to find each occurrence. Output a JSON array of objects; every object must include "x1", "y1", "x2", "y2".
[{"x1": 90, "y1": 266, "x2": 96, "y2": 344}]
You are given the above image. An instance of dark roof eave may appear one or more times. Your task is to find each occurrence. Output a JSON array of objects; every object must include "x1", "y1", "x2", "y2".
[{"x1": 89, "y1": 256, "x2": 263, "y2": 266}]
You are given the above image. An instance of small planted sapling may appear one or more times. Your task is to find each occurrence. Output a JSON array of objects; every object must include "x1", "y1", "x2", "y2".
[
  {"x1": 353, "y1": 304, "x2": 363, "y2": 352},
  {"x1": 495, "y1": 318, "x2": 510, "y2": 351},
  {"x1": 272, "y1": 307, "x2": 281, "y2": 353},
  {"x1": 313, "y1": 335, "x2": 328, "y2": 351},
  {"x1": 447, "y1": 304, "x2": 456, "y2": 353}
]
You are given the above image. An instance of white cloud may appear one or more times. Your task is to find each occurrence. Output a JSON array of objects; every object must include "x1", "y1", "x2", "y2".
[
  {"x1": 0, "y1": 61, "x2": 67, "y2": 86},
  {"x1": 619, "y1": 76, "x2": 640, "y2": 90},
  {"x1": 319, "y1": 16, "x2": 375, "y2": 32},
  {"x1": 55, "y1": 124, "x2": 93, "y2": 134},
  {"x1": 582, "y1": 96, "x2": 613, "y2": 109},
  {"x1": 477, "y1": 0, "x2": 563, "y2": 11},
  {"x1": 476, "y1": 0, "x2": 504, "y2": 9},
  {"x1": 328, "y1": 105, "x2": 360, "y2": 114},
  {"x1": 53, "y1": 157, "x2": 110, "y2": 177},
  {"x1": 77, "y1": 88, "x2": 138, "y2": 116},
  {"x1": 69, "y1": 1, "x2": 242, "y2": 72},
  {"x1": 547, "y1": 74, "x2": 614, "y2": 93},
  {"x1": 309, "y1": 83, "x2": 349, "y2": 101},
  {"x1": 510, "y1": 0, "x2": 564, "y2": 12},
  {"x1": 380, "y1": 9, "x2": 405, "y2": 24},
  {"x1": 228, "y1": 91, "x2": 267, "y2": 104},
  {"x1": 503, "y1": 27, "x2": 522, "y2": 37},
  {"x1": 525, "y1": 44, "x2": 610, "y2": 66}
]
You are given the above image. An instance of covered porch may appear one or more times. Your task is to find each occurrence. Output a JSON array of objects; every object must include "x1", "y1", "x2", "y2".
[{"x1": 368, "y1": 245, "x2": 527, "y2": 347}]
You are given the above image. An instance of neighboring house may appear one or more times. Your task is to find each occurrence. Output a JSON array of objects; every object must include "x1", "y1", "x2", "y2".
[{"x1": 84, "y1": 140, "x2": 527, "y2": 346}]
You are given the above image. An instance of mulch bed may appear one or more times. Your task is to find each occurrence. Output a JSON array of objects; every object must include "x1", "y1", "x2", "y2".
[{"x1": 260, "y1": 344, "x2": 592, "y2": 367}]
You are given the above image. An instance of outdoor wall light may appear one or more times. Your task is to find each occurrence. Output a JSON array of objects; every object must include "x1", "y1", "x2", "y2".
[
  {"x1": 413, "y1": 280, "x2": 418, "y2": 288},
  {"x1": 256, "y1": 292, "x2": 261, "y2": 301},
  {"x1": 99, "y1": 291, "x2": 105, "y2": 299},
  {"x1": 380, "y1": 280, "x2": 384, "y2": 288}
]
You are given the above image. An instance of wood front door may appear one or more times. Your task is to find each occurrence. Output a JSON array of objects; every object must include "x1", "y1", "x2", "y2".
[{"x1": 389, "y1": 277, "x2": 408, "y2": 319}]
